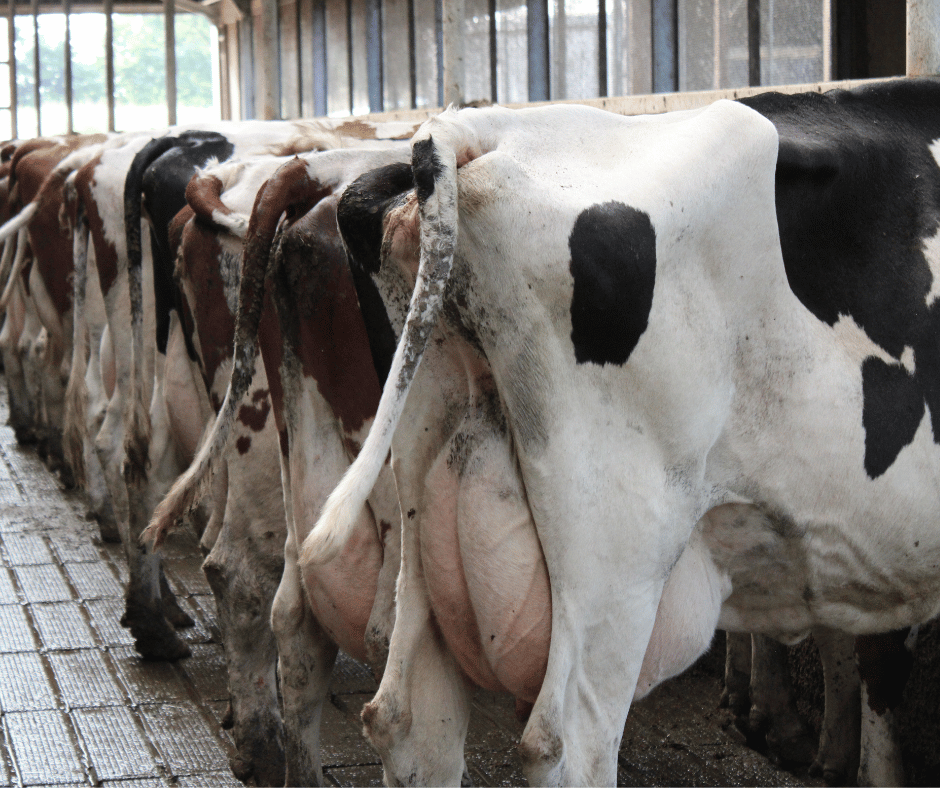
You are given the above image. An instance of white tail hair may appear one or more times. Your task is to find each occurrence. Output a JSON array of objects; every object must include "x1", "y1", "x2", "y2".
[{"x1": 301, "y1": 123, "x2": 461, "y2": 567}]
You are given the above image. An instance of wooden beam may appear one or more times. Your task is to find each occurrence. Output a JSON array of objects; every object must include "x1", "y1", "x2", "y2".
[{"x1": 908, "y1": 0, "x2": 940, "y2": 75}]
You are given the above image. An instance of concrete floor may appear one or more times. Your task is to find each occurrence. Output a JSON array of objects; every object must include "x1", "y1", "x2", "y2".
[{"x1": 0, "y1": 378, "x2": 815, "y2": 787}]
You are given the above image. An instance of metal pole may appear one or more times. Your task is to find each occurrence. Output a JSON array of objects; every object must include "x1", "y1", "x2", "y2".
[
  {"x1": 442, "y1": 0, "x2": 465, "y2": 105},
  {"x1": 105, "y1": 0, "x2": 114, "y2": 130},
  {"x1": 747, "y1": 0, "x2": 759, "y2": 86},
  {"x1": 63, "y1": 0, "x2": 72, "y2": 133},
  {"x1": 527, "y1": 0, "x2": 549, "y2": 101},
  {"x1": 30, "y1": 0, "x2": 38, "y2": 135},
  {"x1": 165, "y1": 0, "x2": 177, "y2": 125},
  {"x1": 822, "y1": 0, "x2": 831, "y2": 81},
  {"x1": 651, "y1": 0, "x2": 677, "y2": 93},
  {"x1": 907, "y1": 0, "x2": 940, "y2": 75},
  {"x1": 367, "y1": 0, "x2": 384, "y2": 111},
  {"x1": 598, "y1": 0, "x2": 607, "y2": 97},
  {"x1": 487, "y1": 0, "x2": 496, "y2": 102},
  {"x1": 8, "y1": 0, "x2": 16, "y2": 139},
  {"x1": 313, "y1": 0, "x2": 327, "y2": 115},
  {"x1": 256, "y1": 0, "x2": 278, "y2": 118}
]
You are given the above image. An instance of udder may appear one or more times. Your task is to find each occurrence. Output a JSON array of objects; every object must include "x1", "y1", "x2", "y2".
[
  {"x1": 420, "y1": 422, "x2": 551, "y2": 703},
  {"x1": 303, "y1": 502, "x2": 383, "y2": 663}
]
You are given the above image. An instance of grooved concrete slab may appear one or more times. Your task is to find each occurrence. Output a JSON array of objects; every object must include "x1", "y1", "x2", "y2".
[
  {"x1": 13, "y1": 564, "x2": 74, "y2": 603},
  {"x1": 0, "y1": 652, "x2": 58, "y2": 711},
  {"x1": 138, "y1": 702, "x2": 231, "y2": 775},
  {"x1": 30, "y1": 602, "x2": 97, "y2": 650},
  {"x1": 63, "y1": 561, "x2": 123, "y2": 600},
  {"x1": 0, "y1": 603, "x2": 38, "y2": 652},
  {"x1": 4, "y1": 709, "x2": 85, "y2": 785},
  {"x1": 1, "y1": 532, "x2": 53, "y2": 566},
  {"x1": 71, "y1": 706, "x2": 161, "y2": 780},
  {"x1": 109, "y1": 647, "x2": 190, "y2": 705},
  {"x1": 179, "y1": 644, "x2": 230, "y2": 702},
  {"x1": 52, "y1": 531, "x2": 106, "y2": 564},
  {"x1": 48, "y1": 649, "x2": 126, "y2": 708},
  {"x1": 85, "y1": 598, "x2": 136, "y2": 647},
  {"x1": 0, "y1": 565, "x2": 19, "y2": 603}
]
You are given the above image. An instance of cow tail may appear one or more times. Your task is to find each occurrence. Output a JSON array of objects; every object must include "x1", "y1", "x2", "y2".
[
  {"x1": 144, "y1": 158, "x2": 328, "y2": 548},
  {"x1": 302, "y1": 126, "x2": 459, "y2": 566},
  {"x1": 62, "y1": 185, "x2": 90, "y2": 488},
  {"x1": 0, "y1": 199, "x2": 36, "y2": 248},
  {"x1": 0, "y1": 226, "x2": 31, "y2": 314},
  {"x1": 123, "y1": 136, "x2": 179, "y2": 486}
]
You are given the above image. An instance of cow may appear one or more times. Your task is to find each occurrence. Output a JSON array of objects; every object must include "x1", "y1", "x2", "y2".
[
  {"x1": 64, "y1": 120, "x2": 403, "y2": 664},
  {"x1": 291, "y1": 78, "x2": 940, "y2": 786},
  {"x1": 144, "y1": 143, "x2": 413, "y2": 785}
]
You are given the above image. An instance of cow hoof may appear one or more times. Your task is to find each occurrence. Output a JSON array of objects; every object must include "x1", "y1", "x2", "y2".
[
  {"x1": 719, "y1": 688, "x2": 750, "y2": 717},
  {"x1": 221, "y1": 701, "x2": 235, "y2": 729},
  {"x1": 766, "y1": 726, "x2": 815, "y2": 767},
  {"x1": 12, "y1": 425, "x2": 37, "y2": 445},
  {"x1": 231, "y1": 754, "x2": 254, "y2": 783},
  {"x1": 162, "y1": 599, "x2": 195, "y2": 629},
  {"x1": 95, "y1": 515, "x2": 122, "y2": 544},
  {"x1": 125, "y1": 610, "x2": 193, "y2": 661}
]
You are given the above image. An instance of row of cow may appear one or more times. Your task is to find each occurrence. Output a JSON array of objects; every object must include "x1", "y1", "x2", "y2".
[{"x1": 0, "y1": 77, "x2": 937, "y2": 787}]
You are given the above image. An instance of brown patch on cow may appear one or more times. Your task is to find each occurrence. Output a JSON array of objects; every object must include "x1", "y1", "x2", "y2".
[
  {"x1": 185, "y1": 174, "x2": 232, "y2": 222},
  {"x1": 274, "y1": 196, "x2": 382, "y2": 437},
  {"x1": 258, "y1": 292, "x2": 287, "y2": 436},
  {"x1": 344, "y1": 437, "x2": 363, "y2": 458},
  {"x1": 856, "y1": 629, "x2": 914, "y2": 715},
  {"x1": 177, "y1": 217, "x2": 237, "y2": 389},
  {"x1": 236, "y1": 435, "x2": 251, "y2": 455},
  {"x1": 13, "y1": 136, "x2": 104, "y2": 315},
  {"x1": 270, "y1": 139, "x2": 330, "y2": 158},
  {"x1": 238, "y1": 397, "x2": 270, "y2": 432},
  {"x1": 335, "y1": 120, "x2": 379, "y2": 140},
  {"x1": 169, "y1": 205, "x2": 194, "y2": 254}
]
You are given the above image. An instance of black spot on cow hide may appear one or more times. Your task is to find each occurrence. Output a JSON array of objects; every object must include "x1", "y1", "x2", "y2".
[
  {"x1": 743, "y1": 79, "x2": 940, "y2": 478},
  {"x1": 861, "y1": 357, "x2": 925, "y2": 478},
  {"x1": 568, "y1": 201, "x2": 656, "y2": 366}
]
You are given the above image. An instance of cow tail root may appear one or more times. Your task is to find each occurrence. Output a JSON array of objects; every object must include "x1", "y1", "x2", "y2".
[{"x1": 302, "y1": 124, "x2": 460, "y2": 567}]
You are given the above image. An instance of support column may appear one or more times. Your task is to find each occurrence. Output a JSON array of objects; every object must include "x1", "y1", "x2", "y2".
[
  {"x1": 442, "y1": 0, "x2": 464, "y2": 105},
  {"x1": 7, "y1": 0, "x2": 16, "y2": 139},
  {"x1": 253, "y1": 0, "x2": 279, "y2": 118},
  {"x1": 747, "y1": 0, "x2": 759, "y2": 86},
  {"x1": 908, "y1": 0, "x2": 940, "y2": 75},
  {"x1": 63, "y1": 0, "x2": 72, "y2": 133},
  {"x1": 527, "y1": 0, "x2": 549, "y2": 101},
  {"x1": 105, "y1": 0, "x2": 114, "y2": 130},
  {"x1": 30, "y1": 0, "x2": 39, "y2": 135},
  {"x1": 165, "y1": 0, "x2": 177, "y2": 125},
  {"x1": 651, "y1": 0, "x2": 676, "y2": 93}
]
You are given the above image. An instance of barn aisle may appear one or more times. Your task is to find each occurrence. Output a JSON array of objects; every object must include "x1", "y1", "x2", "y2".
[{"x1": 0, "y1": 378, "x2": 812, "y2": 787}]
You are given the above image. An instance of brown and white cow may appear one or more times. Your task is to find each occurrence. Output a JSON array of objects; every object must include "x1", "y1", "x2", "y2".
[{"x1": 145, "y1": 143, "x2": 412, "y2": 786}]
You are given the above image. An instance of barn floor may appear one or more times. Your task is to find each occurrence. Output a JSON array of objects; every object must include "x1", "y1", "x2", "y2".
[{"x1": 0, "y1": 380, "x2": 819, "y2": 788}]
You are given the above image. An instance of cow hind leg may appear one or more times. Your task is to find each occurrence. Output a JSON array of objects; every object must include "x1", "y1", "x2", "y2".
[
  {"x1": 855, "y1": 628, "x2": 914, "y2": 787},
  {"x1": 810, "y1": 627, "x2": 860, "y2": 786},
  {"x1": 748, "y1": 635, "x2": 815, "y2": 766},
  {"x1": 203, "y1": 515, "x2": 285, "y2": 786},
  {"x1": 721, "y1": 631, "x2": 752, "y2": 721}
]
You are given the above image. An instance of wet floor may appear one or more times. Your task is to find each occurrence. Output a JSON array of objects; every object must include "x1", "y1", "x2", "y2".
[{"x1": 0, "y1": 376, "x2": 816, "y2": 787}]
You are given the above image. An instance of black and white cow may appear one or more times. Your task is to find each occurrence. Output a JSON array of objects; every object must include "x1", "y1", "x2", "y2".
[{"x1": 300, "y1": 78, "x2": 940, "y2": 786}]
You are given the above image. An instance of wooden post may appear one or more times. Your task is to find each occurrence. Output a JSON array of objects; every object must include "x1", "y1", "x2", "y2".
[
  {"x1": 30, "y1": 0, "x2": 39, "y2": 135},
  {"x1": 105, "y1": 0, "x2": 114, "y2": 130},
  {"x1": 442, "y1": 0, "x2": 464, "y2": 105},
  {"x1": 8, "y1": 0, "x2": 16, "y2": 139},
  {"x1": 63, "y1": 0, "x2": 72, "y2": 133},
  {"x1": 253, "y1": 0, "x2": 279, "y2": 119},
  {"x1": 907, "y1": 0, "x2": 940, "y2": 75},
  {"x1": 165, "y1": 0, "x2": 177, "y2": 126}
]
